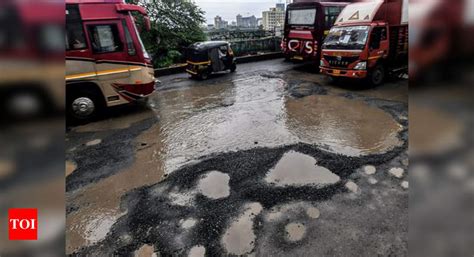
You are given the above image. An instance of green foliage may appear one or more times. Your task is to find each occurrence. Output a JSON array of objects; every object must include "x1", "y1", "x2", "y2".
[{"x1": 138, "y1": 0, "x2": 207, "y2": 68}]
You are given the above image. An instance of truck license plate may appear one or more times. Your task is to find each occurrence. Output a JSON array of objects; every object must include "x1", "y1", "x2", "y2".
[
  {"x1": 293, "y1": 56, "x2": 303, "y2": 60},
  {"x1": 333, "y1": 69, "x2": 341, "y2": 75}
]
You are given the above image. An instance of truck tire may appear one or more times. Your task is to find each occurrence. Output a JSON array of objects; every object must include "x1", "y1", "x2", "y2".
[
  {"x1": 369, "y1": 64, "x2": 385, "y2": 87},
  {"x1": 67, "y1": 89, "x2": 103, "y2": 122}
]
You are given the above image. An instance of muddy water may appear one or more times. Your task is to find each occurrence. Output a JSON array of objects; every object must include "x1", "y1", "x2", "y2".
[
  {"x1": 66, "y1": 124, "x2": 165, "y2": 254},
  {"x1": 265, "y1": 151, "x2": 340, "y2": 187},
  {"x1": 285, "y1": 95, "x2": 402, "y2": 156},
  {"x1": 148, "y1": 75, "x2": 401, "y2": 173},
  {"x1": 65, "y1": 161, "x2": 77, "y2": 177},
  {"x1": 222, "y1": 202, "x2": 263, "y2": 255}
]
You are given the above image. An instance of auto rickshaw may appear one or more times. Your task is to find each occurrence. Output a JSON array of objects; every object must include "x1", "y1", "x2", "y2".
[{"x1": 186, "y1": 41, "x2": 237, "y2": 80}]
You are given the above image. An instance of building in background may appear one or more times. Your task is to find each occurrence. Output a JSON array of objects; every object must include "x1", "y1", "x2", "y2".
[
  {"x1": 276, "y1": 3, "x2": 285, "y2": 11},
  {"x1": 214, "y1": 15, "x2": 228, "y2": 29},
  {"x1": 236, "y1": 14, "x2": 258, "y2": 28},
  {"x1": 262, "y1": 5, "x2": 285, "y2": 31}
]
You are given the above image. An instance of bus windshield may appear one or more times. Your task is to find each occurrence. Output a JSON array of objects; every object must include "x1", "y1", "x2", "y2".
[
  {"x1": 288, "y1": 8, "x2": 316, "y2": 25},
  {"x1": 322, "y1": 26, "x2": 369, "y2": 50}
]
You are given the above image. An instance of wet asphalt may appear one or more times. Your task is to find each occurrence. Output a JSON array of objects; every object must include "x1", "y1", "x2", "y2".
[{"x1": 66, "y1": 59, "x2": 408, "y2": 256}]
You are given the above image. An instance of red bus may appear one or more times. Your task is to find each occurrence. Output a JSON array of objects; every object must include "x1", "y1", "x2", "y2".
[
  {"x1": 66, "y1": 0, "x2": 155, "y2": 121},
  {"x1": 281, "y1": 0, "x2": 350, "y2": 62}
]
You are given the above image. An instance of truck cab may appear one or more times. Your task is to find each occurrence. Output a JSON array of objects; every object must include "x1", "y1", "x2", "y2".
[{"x1": 320, "y1": 0, "x2": 408, "y2": 86}]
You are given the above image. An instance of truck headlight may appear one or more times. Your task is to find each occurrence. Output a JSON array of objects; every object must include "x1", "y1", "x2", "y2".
[{"x1": 354, "y1": 61, "x2": 367, "y2": 70}]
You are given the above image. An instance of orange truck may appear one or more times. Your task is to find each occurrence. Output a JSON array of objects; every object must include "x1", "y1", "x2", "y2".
[{"x1": 320, "y1": 0, "x2": 408, "y2": 86}]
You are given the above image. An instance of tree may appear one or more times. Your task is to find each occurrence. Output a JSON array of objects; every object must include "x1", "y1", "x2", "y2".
[{"x1": 133, "y1": 0, "x2": 207, "y2": 68}]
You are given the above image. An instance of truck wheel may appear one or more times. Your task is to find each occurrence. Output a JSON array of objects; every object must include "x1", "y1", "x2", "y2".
[
  {"x1": 369, "y1": 65, "x2": 385, "y2": 87},
  {"x1": 230, "y1": 63, "x2": 237, "y2": 72},
  {"x1": 67, "y1": 89, "x2": 102, "y2": 122}
]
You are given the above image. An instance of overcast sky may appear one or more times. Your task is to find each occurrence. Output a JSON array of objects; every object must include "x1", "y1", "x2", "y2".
[{"x1": 194, "y1": 0, "x2": 286, "y2": 24}]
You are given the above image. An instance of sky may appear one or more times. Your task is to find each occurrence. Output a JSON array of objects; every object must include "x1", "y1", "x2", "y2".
[{"x1": 193, "y1": 0, "x2": 286, "y2": 25}]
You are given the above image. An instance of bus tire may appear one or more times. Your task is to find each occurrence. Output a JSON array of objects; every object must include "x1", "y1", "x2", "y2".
[
  {"x1": 368, "y1": 64, "x2": 385, "y2": 87},
  {"x1": 67, "y1": 88, "x2": 103, "y2": 122}
]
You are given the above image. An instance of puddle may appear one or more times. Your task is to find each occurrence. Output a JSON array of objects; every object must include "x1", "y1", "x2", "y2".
[
  {"x1": 134, "y1": 244, "x2": 155, "y2": 257},
  {"x1": 265, "y1": 151, "x2": 340, "y2": 187},
  {"x1": 143, "y1": 76, "x2": 403, "y2": 174},
  {"x1": 74, "y1": 110, "x2": 155, "y2": 133},
  {"x1": 364, "y1": 165, "x2": 377, "y2": 175},
  {"x1": 410, "y1": 105, "x2": 464, "y2": 156},
  {"x1": 389, "y1": 167, "x2": 405, "y2": 178},
  {"x1": 222, "y1": 202, "x2": 263, "y2": 255},
  {"x1": 66, "y1": 161, "x2": 77, "y2": 177},
  {"x1": 188, "y1": 245, "x2": 206, "y2": 257},
  {"x1": 82, "y1": 210, "x2": 125, "y2": 245},
  {"x1": 180, "y1": 218, "x2": 197, "y2": 229},
  {"x1": 66, "y1": 124, "x2": 165, "y2": 254},
  {"x1": 197, "y1": 171, "x2": 230, "y2": 199},
  {"x1": 345, "y1": 181, "x2": 359, "y2": 193},
  {"x1": 306, "y1": 207, "x2": 320, "y2": 219},
  {"x1": 285, "y1": 222, "x2": 306, "y2": 242},
  {"x1": 85, "y1": 139, "x2": 102, "y2": 146},
  {"x1": 401, "y1": 181, "x2": 409, "y2": 189},
  {"x1": 285, "y1": 95, "x2": 403, "y2": 156}
]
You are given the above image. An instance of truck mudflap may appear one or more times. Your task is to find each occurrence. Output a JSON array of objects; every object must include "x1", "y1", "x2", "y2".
[
  {"x1": 112, "y1": 81, "x2": 155, "y2": 102},
  {"x1": 320, "y1": 67, "x2": 368, "y2": 79}
]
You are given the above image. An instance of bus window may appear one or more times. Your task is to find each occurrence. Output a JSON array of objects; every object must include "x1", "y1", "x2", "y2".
[
  {"x1": 66, "y1": 22, "x2": 87, "y2": 50},
  {"x1": 122, "y1": 20, "x2": 136, "y2": 56},
  {"x1": 288, "y1": 8, "x2": 316, "y2": 25},
  {"x1": 88, "y1": 24, "x2": 123, "y2": 54}
]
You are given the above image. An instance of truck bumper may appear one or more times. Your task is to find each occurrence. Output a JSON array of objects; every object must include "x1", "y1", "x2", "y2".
[{"x1": 320, "y1": 67, "x2": 368, "y2": 79}]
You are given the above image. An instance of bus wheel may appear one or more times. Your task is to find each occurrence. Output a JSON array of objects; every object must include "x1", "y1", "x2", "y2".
[
  {"x1": 67, "y1": 90, "x2": 101, "y2": 121},
  {"x1": 230, "y1": 63, "x2": 237, "y2": 72},
  {"x1": 369, "y1": 65, "x2": 385, "y2": 87}
]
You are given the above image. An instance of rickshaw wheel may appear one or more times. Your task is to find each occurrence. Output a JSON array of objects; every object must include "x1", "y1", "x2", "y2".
[{"x1": 200, "y1": 72, "x2": 209, "y2": 80}]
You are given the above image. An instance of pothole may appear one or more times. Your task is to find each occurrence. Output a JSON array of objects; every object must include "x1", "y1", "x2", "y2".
[
  {"x1": 197, "y1": 171, "x2": 230, "y2": 199},
  {"x1": 222, "y1": 202, "x2": 263, "y2": 255},
  {"x1": 265, "y1": 151, "x2": 340, "y2": 187},
  {"x1": 188, "y1": 245, "x2": 206, "y2": 257},
  {"x1": 285, "y1": 222, "x2": 306, "y2": 242}
]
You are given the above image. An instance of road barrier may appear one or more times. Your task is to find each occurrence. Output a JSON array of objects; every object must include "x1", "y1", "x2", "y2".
[{"x1": 154, "y1": 52, "x2": 284, "y2": 77}]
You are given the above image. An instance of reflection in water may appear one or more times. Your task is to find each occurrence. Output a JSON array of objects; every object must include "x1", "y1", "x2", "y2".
[{"x1": 265, "y1": 151, "x2": 340, "y2": 187}]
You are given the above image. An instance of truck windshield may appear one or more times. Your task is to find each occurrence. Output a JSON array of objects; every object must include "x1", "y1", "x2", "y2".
[
  {"x1": 322, "y1": 26, "x2": 369, "y2": 50},
  {"x1": 288, "y1": 8, "x2": 316, "y2": 25}
]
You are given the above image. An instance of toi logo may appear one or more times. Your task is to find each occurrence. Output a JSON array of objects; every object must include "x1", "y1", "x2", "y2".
[{"x1": 8, "y1": 208, "x2": 38, "y2": 240}]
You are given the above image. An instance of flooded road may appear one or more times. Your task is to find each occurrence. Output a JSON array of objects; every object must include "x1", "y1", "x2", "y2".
[{"x1": 66, "y1": 59, "x2": 408, "y2": 256}]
